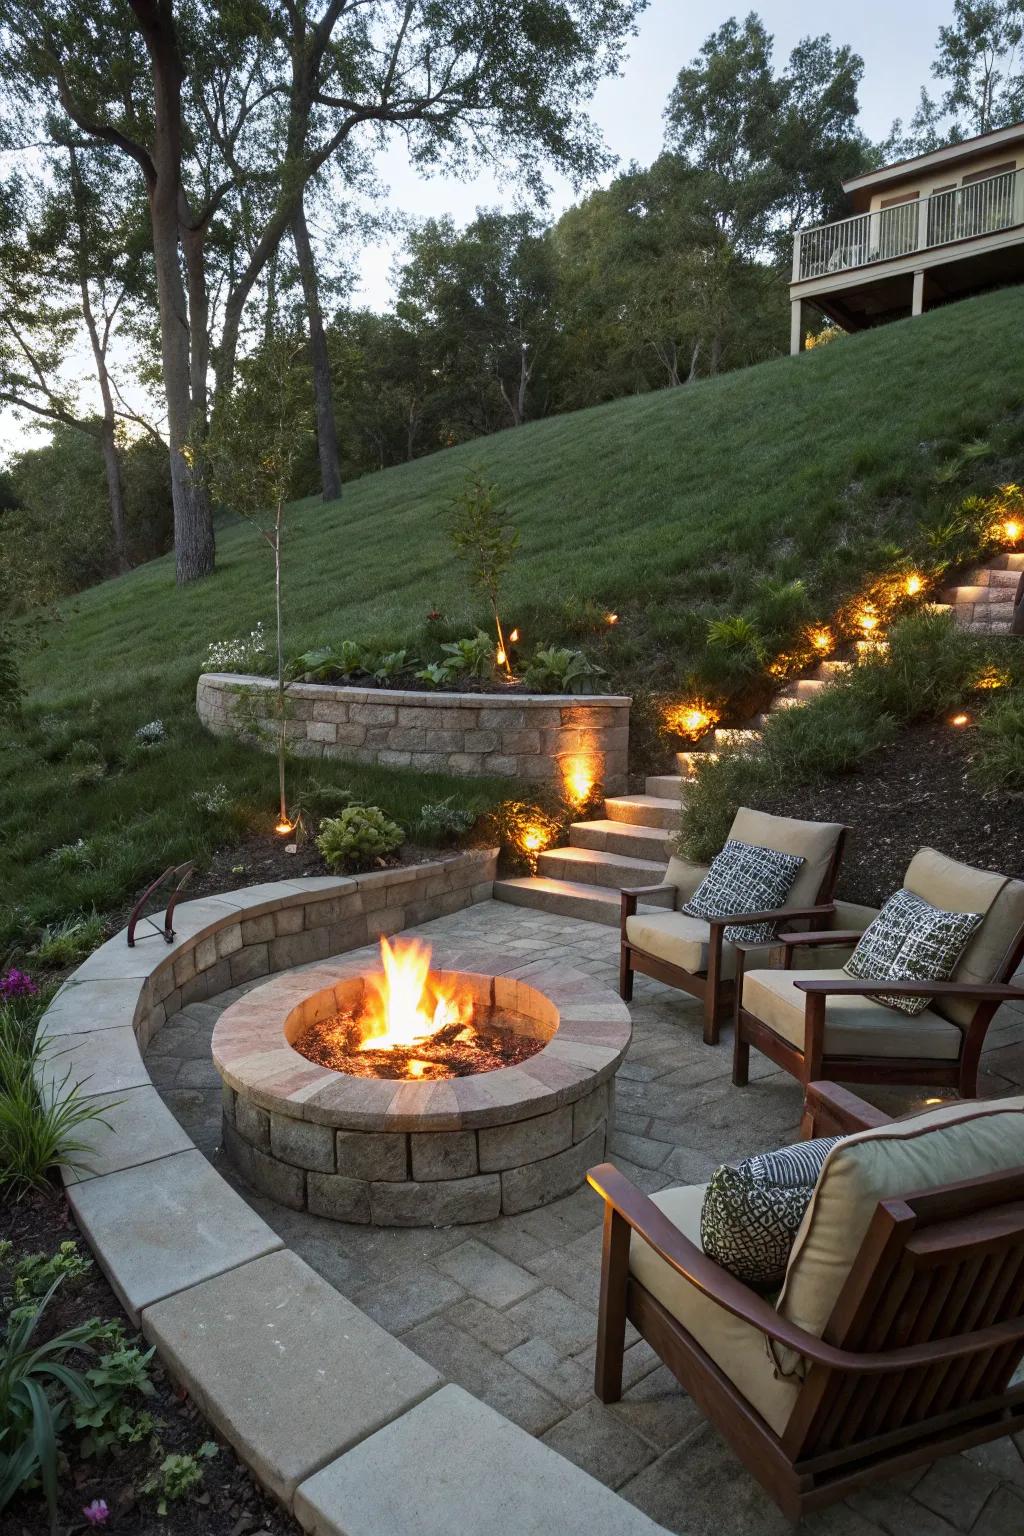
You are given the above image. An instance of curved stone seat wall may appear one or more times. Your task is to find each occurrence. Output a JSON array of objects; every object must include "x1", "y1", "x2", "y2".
[{"x1": 196, "y1": 672, "x2": 630, "y2": 792}]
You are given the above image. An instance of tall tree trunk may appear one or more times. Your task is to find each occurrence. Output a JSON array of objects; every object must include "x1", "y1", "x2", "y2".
[
  {"x1": 133, "y1": 0, "x2": 214, "y2": 584},
  {"x1": 291, "y1": 200, "x2": 342, "y2": 502},
  {"x1": 98, "y1": 420, "x2": 130, "y2": 572}
]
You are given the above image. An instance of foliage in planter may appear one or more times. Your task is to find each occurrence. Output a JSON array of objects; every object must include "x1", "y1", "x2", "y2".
[
  {"x1": 761, "y1": 687, "x2": 897, "y2": 780},
  {"x1": 850, "y1": 609, "x2": 987, "y2": 721},
  {"x1": 414, "y1": 797, "x2": 477, "y2": 846},
  {"x1": 522, "y1": 644, "x2": 606, "y2": 695},
  {"x1": 971, "y1": 694, "x2": 1024, "y2": 793},
  {"x1": 445, "y1": 470, "x2": 518, "y2": 679},
  {"x1": 30, "y1": 912, "x2": 105, "y2": 968},
  {"x1": 438, "y1": 630, "x2": 496, "y2": 680},
  {"x1": 315, "y1": 805, "x2": 404, "y2": 871},
  {"x1": 480, "y1": 798, "x2": 566, "y2": 874}
]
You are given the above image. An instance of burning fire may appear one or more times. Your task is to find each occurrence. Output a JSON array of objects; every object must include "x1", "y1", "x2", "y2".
[{"x1": 359, "y1": 936, "x2": 473, "y2": 1053}]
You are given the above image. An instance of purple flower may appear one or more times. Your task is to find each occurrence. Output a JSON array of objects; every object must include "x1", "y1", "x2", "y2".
[
  {"x1": 0, "y1": 968, "x2": 38, "y2": 999},
  {"x1": 82, "y1": 1500, "x2": 109, "y2": 1526}
]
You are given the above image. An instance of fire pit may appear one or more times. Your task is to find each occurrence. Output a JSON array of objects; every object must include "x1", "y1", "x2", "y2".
[{"x1": 212, "y1": 939, "x2": 631, "y2": 1227}]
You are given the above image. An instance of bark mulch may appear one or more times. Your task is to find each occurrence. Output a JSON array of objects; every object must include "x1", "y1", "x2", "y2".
[
  {"x1": 0, "y1": 1191, "x2": 299, "y2": 1536},
  {"x1": 756, "y1": 720, "x2": 1024, "y2": 908}
]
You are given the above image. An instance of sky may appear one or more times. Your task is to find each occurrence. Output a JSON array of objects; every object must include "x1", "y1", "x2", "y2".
[{"x1": 0, "y1": 0, "x2": 944, "y2": 459}]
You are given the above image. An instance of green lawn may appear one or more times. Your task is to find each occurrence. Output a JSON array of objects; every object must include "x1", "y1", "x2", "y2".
[{"x1": 4, "y1": 286, "x2": 1024, "y2": 945}]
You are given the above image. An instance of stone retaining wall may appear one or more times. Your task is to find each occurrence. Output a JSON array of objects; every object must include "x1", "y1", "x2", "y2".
[
  {"x1": 33, "y1": 852, "x2": 667, "y2": 1534},
  {"x1": 196, "y1": 672, "x2": 630, "y2": 792}
]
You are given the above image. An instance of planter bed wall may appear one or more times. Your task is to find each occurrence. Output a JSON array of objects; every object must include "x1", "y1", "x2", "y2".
[{"x1": 196, "y1": 672, "x2": 630, "y2": 792}]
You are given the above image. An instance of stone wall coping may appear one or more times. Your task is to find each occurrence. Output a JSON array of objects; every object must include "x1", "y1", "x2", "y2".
[
  {"x1": 31, "y1": 852, "x2": 663, "y2": 1533},
  {"x1": 199, "y1": 672, "x2": 631, "y2": 707}
]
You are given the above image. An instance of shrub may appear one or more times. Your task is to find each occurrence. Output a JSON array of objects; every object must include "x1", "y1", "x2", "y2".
[
  {"x1": 852, "y1": 609, "x2": 982, "y2": 721},
  {"x1": 48, "y1": 839, "x2": 94, "y2": 873},
  {"x1": 676, "y1": 749, "x2": 780, "y2": 863},
  {"x1": 315, "y1": 806, "x2": 404, "y2": 871},
  {"x1": 134, "y1": 719, "x2": 166, "y2": 746},
  {"x1": 414, "y1": 797, "x2": 476, "y2": 846},
  {"x1": 522, "y1": 645, "x2": 606, "y2": 695},
  {"x1": 368, "y1": 648, "x2": 411, "y2": 684},
  {"x1": 205, "y1": 623, "x2": 268, "y2": 672},
  {"x1": 439, "y1": 631, "x2": 496, "y2": 680},
  {"x1": 971, "y1": 694, "x2": 1024, "y2": 793},
  {"x1": 294, "y1": 784, "x2": 354, "y2": 819},
  {"x1": 761, "y1": 685, "x2": 897, "y2": 780},
  {"x1": 30, "y1": 912, "x2": 105, "y2": 968}
]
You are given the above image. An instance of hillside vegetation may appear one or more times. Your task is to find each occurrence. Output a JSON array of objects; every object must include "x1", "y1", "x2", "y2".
[{"x1": 4, "y1": 286, "x2": 1024, "y2": 938}]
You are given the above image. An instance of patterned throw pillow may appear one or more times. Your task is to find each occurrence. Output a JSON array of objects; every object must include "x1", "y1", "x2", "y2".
[
  {"x1": 700, "y1": 1136, "x2": 842, "y2": 1286},
  {"x1": 682, "y1": 838, "x2": 805, "y2": 945},
  {"x1": 843, "y1": 889, "x2": 983, "y2": 1017}
]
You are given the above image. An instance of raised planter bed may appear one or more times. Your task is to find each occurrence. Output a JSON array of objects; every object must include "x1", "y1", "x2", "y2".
[{"x1": 196, "y1": 673, "x2": 630, "y2": 792}]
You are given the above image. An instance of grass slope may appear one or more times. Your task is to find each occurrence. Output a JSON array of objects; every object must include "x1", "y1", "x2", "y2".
[{"x1": 3, "y1": 287, "x2": 1024, "y2": 940}]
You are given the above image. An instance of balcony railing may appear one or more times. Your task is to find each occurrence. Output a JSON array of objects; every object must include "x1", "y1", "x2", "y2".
[{"x1": 793, "y1": 166, "x2": 1024, "y2": 283}]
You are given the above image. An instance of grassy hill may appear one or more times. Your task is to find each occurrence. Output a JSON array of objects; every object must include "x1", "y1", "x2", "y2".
[{"x1": 4, "y1": 285, "x2": 1024, "y2": 942}]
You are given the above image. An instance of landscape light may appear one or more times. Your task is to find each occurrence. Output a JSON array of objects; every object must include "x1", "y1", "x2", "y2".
[
  {"x1": 857, "y1": 609, "x2": 878, "y2": 632},
  {"x1": 809, "y1": 627, "x2": 832, "y2": 652},
  {"x1": 606, "y1": 612, "x2": 619, "y2": 625},
  {"x1": 1004, "y1": 519, "x2": 1022, "y2": 543},
  {"x1": 950, "y1": 712, "x2": 970, "y2": 727},
  {"x1": 905, "y1": 574, "x2": 923, "y2": 596},
  {"x1": 663, "y1": 700, "x2": 718, "y2": 740},
  {"x1": 564, "y1": 760, "x2": 595, "y2": 807},
  {"x1": 275, "y1": 820, "x2": 294, "y2": 836},
  {"x1": 509, "y1": 628, "x2": 520, "y2": 643}
]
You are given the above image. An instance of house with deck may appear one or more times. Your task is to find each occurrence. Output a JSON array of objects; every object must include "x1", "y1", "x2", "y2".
[{"x1": 790, "y1": 121, "x2": 1024, "y2": 354}]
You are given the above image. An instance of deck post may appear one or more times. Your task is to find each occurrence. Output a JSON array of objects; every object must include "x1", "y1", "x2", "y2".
[
  {"x1": 790, "y1": 298, "x2": 804, "y2": 356},
  {"x1": 912, "y1": 270, "x2": 926, "y2": 317}
]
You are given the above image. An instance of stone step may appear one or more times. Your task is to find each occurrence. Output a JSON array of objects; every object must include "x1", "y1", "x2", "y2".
[
  {"x1": 675, "y1": 749, "x2": 718, "y2": 779},
  {"x1": 776, "y1": 677, "x2": 827, "y2": 704},
  {"x1": 991, "y1": 552, "x2": 1024, "y2": 571},
  {"x1": 569, "y1": 819, "x2": 673, "y2": 860},
  {"x1": 536, "y1": 844, "x2": 669, "y2": 889},
  {"x1": 604, "y1": 794, "x2": 681, "y2": 831},
  {"x1": 960, "y1": 617, "x2": 1015, "y2": 634},
  {"x1": 492, "y1": 876, "x2": 672, "y2": 926},
  {"x1": 712, "y1": 727, "x2": 763, "y2": 751},
  {"x1": 646, "y1": 774, "x2": 686, "y2": 798},
  {"x1": 966, "y1": 567, "x2": 1021, "y2": 588},
  {"x1": 812, "y1": 659, "x2": 851, "y2": 682},
  {"x1": 943, "y1": 585, "x2": 1017, "y2": 606}
]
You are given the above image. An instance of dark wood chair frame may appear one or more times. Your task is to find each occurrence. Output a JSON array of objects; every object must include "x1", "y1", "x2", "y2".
[
  {"x1": 619, "y1": 827, "x2": 850, "y2": 1047},
  {"x1": 590, "y1": 1081, "x2": 1024, "y2": 1519},
  {"x1": 732, "y1": 919, "x2": 1024, "y2": 1096}
]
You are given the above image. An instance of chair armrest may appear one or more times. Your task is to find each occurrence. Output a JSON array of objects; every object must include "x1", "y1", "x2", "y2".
[
  {"x1": 587, "y1": 1162, "x2": 1024, "y2": 1372},
  {"x1": 779, "y1": 929, "x2": 864, "y2": 951},
  {"x1": 802, "y1": 1081, "x2": 892, "y2": 1137},
  {"x1": 620, "y1": 884, "x2": 677, "y2": 930},
  {"x1": 705, "y1": 902, "x2": 836, "y2": 931},
  {"x1": 795, "y1": 978, "x2": 1024, "y2": 1002}
]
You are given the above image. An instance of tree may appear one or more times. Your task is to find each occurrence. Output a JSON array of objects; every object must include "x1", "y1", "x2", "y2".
[
  {"x1": 446, "y1": 471, "x2": 518, "y2": 680},
  {"x1": 0, "y1": 146, "x2": 146, "y2": 572},
  {"x1": 205, "y1": 334, "x2": 314, "y2": 828},
  {"x1": 663, "y1": 14, "x2": 869, "y2": 262},
  {"x1": 892, "y1": 1, "x2": 1024, "y2": 151}
]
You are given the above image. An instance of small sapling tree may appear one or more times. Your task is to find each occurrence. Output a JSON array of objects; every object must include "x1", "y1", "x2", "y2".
[
  {"x1": 446, "y1": 471, "x2": 519, "y2": 681},
  {"x1": 205, "y1": 335, "x2": 313, "y2": 831}
]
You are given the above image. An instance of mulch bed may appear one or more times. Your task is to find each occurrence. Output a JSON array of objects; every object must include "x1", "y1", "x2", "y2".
[
  {"x1": 755, "y1": 721, "x2": 1024, "y2": 908},
  {"x1": 0, "y1": 1189, "x2": 300, "y2": 1536}
]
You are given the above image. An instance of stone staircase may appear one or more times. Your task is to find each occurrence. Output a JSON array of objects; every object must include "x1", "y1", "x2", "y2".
[
  {"x1": 942, "y1": 552, "x2": 1024, "y2": 634},
  {"x1": 493, "y1": 555, "x2": 1022, "y2": 923},
  {"x1": 493, "y1": 659, "x2": 842, "y2": 924}
]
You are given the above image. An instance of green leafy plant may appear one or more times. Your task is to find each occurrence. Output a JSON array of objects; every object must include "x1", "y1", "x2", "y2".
[
  {"x1": 522, "y1": 645, "x2": 606, "y2": 695},
  {"x1": 288, "y1": 645, "x2": 343, "y2": 681},
  {"x1": 446, "y1": 471, "x2": 519, "y2": 679},
  {"x1": 7, "y1": 1244, "x2": 91, "y2": 1315},
  {"x1": 47, "y1": 839, "x2": 94, "y2": 873},
  {"x1": 414, "y1": 661, "x2": 450, "y2": 689},
  {"x1": 761, "y1": 686, "x2": 896, "y2": 780},
  {"x1": 971, "y1": 694, "x2": 1024, "y2": 793},
  {"x1": 368, "y1": 648, "x2": 412, "y2": 684},
  {"x1": 439, "y1": 631, "x2": 496, "y2": 680},
  {"x1": 315, "y1": 805, "x2": 404, "y2": 872},
  {"x1": 676, "y1": 748, "x2": 780, "y2": 863},
  {"x1": 414, "y1": 797, "x2": 476, "y2": 846},
  {"x1": 74, "y1": 1338, "x2": 157, "y2": 1458},
  {"x1": 0, "y1": 1276, "x2": 106, "y2": 1530},
  {"x1": 30, "y1": 912, "x2": 105, "y2": 967},
  {"x1": 142, "y1": 1443, "x2": 218, "y2": 1516},
  {"x1": 294, "y1": 784, "x2": 354, "y2": 819},
  {"x1": 0, "y1": 1025, "x2": 115, "y2": 1196},
  {"x1": 852, "y1": 609, "x2": 983, "y2": 721}
]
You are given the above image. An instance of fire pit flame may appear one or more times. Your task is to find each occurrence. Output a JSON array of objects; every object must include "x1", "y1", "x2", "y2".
[{"x1": 359, "y1": 936, "x2": 473, "y2": 1052}]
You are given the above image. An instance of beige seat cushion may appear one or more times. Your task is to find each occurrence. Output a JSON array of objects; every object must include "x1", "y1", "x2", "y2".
[
  {"x1": 741, "y1": 966, "x2": 963, "y2": 1060},
  {"x1": 626, "y1": 911, "x2": 773, "y2": 979},
  {"x1": 729, "y1": 807, "x2": 846, "y2": 909},
  {"x1": 903, "y1": 848, "x2": 1024, "y2": 1027},
  {"x1": 775, "y1": 1095, "x2": 1024, "y2": 1375},
  {"x1": 628, "y1": 1185, "x2": 800, "y2": 1436}
]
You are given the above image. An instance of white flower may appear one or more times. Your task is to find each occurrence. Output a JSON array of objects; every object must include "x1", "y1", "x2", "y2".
[
  {"x1": 205, "y1": 623, "x2": 267, "y2": 672},
  {"x1": 135, "y1": 719, "x2": 166, "y2": 744}
]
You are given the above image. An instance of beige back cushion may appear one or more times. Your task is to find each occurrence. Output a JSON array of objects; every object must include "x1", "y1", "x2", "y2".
[
  {"x1": 774, "y1": 1095, "x2": 1024, "y2": 1374},
  {"x1": 664, "y1": 855, "x2": 709, "y2": 902},
  {"x1": 903, "y1": 847, "x2": 1024, "y2": 1027},
  {"x1": 727, "y1": 807, "x2": 845, "y2": 909}
]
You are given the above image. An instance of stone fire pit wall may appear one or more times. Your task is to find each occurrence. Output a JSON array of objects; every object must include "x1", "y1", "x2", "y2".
[
  {"x1": 213, "y1": 954, "x2": 630, "y2": 1228},
  {"x1": 196, "y1": 673, "x2": 630, "y2": 792}
]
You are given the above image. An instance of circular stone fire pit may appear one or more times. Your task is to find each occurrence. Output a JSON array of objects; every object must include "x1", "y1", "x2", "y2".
[{"x1": 212, "y1": 944, "x2": 631, "y2": 1227}]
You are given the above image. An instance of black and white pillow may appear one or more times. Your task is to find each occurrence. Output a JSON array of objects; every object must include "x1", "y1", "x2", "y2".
[
  {"x1": 683, "y1": 838, "x2": 805, "y2": 944},
  {"x1": 700, "y1": 1136, "x2": 842, "y2": 1286},
  {"x1": 843, "y1": 889, "x2": 983, "y2": 1017}
]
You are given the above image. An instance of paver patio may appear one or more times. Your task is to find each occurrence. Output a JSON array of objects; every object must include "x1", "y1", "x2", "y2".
[{"x1": 146, "y1": 899, "x2": 1024, "y2": 1536}]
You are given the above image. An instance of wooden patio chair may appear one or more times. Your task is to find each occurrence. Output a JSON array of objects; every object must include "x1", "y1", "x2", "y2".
[
  {"x1": 619, "y1": 808, "x2": 851, "y2": 1046},
  {"x1": 733, "y1": 847, "x2": 1024, "y2": 1096},
  {"x1": 589, "y1": 1084, "x2": 1024, "y2": 1519}
]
